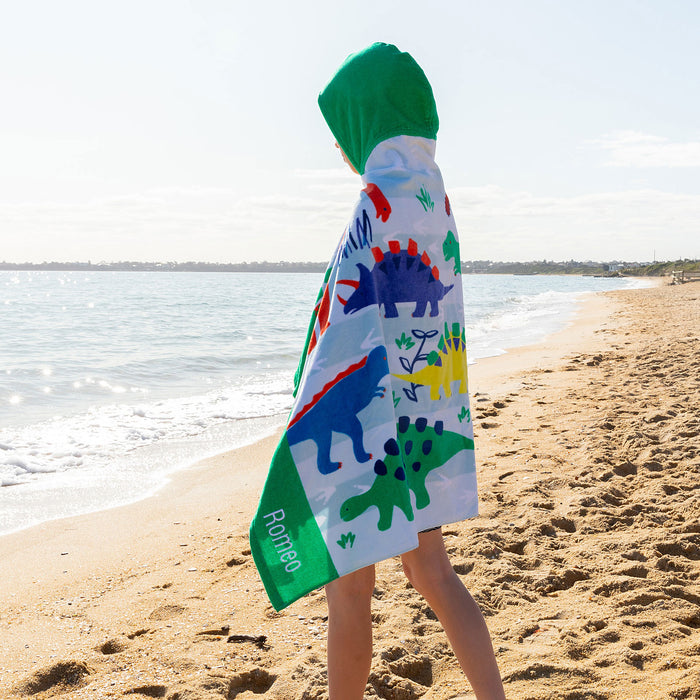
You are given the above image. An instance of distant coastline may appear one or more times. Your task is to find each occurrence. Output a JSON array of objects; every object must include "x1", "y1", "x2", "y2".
[
  {"x1": 0, "y1": 260, "x2": 328, "y2": 273},
  {"x1": 0, "y1": 259, "x2": 697, "y2": 276}
]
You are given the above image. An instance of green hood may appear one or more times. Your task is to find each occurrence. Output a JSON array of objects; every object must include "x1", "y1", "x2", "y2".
[{"x1": 318, "y1": 42, "x2": 439, "y2": 175}]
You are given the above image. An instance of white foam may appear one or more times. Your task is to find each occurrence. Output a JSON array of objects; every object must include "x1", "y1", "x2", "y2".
[
  {"x1": 0, "y1": 411, "x2": 286, "y2": 536},
  {"x1": 466, "y1": 289, "x2": 581, "y2": 360},
  {"x1": 4, "y1": 394, "x2": 284, "y2": 478}
]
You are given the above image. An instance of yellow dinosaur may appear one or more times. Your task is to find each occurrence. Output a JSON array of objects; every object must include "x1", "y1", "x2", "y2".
[{"x1": 393, "y1": 323, "x2": 468, "y2": 401}]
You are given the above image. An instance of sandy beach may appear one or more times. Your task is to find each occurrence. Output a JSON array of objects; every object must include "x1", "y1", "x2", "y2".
[{"x1": 1, "y1": 280, "x2": 698, "y2": 700}]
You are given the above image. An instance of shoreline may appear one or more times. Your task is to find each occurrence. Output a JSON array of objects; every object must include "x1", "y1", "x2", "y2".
[
  {"x1": 4, "y1": 279, "x2": 698, "y2": 700},
  {"x1": 0, "y1": 284, "x2": 621, "y2": 543},
  {"x1": 0, "y1": 413, "x2": 288, "y2": 539},
  {"x1": 0, "y1": 279, "x2": 640, "y2": 540},
  {"x1": 0, "y1": 288, "x2": 621, "y2": 551}
]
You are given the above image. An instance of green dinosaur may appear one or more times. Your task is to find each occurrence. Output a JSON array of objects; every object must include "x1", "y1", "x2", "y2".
[
  {"x1": 443, "y1": 230, "x2": 461, "y2": 274},
  {"x1": 393, "y1": 322, "x2": 468, "y2": 401},
  {"x1": 339, "y1": 416, "x2": 474, "y2": 531}
]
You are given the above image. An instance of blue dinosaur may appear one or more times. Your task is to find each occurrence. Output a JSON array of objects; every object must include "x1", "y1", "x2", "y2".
[
  {"x1": 287, "y1": 346, "x2": 389, "y2": 475},
  {"x1": 336, "y1": 239, "x2": 454, "y2": 318}
]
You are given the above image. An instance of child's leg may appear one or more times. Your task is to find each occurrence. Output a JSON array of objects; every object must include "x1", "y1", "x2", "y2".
[
  {"x1": 325, "y1": 564, "x2": 375, "y2": 700},
  {"x1": 401, "y1": 529, "x2": 506, "y2": 700}
]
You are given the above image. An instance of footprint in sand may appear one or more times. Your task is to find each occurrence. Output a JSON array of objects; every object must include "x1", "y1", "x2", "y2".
[
  {"x1": 615, "y1": 564, "x2": 649, "y2": 579},
  {"x1": 228, "y1": 668, "x2": 277, "y2": 697},
  {"x1": 612, "y1": 461, "x2": 637, "y2": 477},
  {"x1": 95, "y1": 637, "x2": 129, "y2": 654},
  {"x1": 389, "y1": 654, "x2": 433, "y2": 687},
  {"x1": 368, "y1": 647, "x2": 436, "y2": 698},
  {"x1": 148, "y1": 603, "x2": 187, "y2": 621},
  {"x1": 13, "y1": 660, "x2": 92, "y2": 695},
  {"x1": 452, "y1": 560, "x2": 475, "y2": 575},
  {"x1": 368, "y1": 667, "x2": 431, "y2": 699},
  {"x1": 533, "y1": 568, "x2": 589, "y2": 595},
  {"x1": 655, "y1": 540, "x2": 700, "y2": 560},
  {"x1": 502, "y1": 661, "x2": 598, "y2": 684},
  {"x1": 550, "y1": 517, "x2": 577, "y2": 533}
]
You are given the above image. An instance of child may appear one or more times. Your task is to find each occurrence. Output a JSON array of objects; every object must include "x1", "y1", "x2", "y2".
[{"x1": 251, "y1": 42, "x2": 505, "y2": 699}]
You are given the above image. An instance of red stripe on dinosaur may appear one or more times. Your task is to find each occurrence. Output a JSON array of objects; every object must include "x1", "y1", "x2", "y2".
[
  {"x1": 317, "y1": 285, "x2": 331, "y2": 335},
  {"x1": 288, "y1": 354, "x2": 369, "y2": 429},
  {"x1": 307, "y1": 325, "x2": 319, "y2": 355},
  {"x1": 362, "y1": 183, "x2": 392, "y2": 222},
  {"x1": 307, "y1": 283, "x2": 333, "y2": 356}
]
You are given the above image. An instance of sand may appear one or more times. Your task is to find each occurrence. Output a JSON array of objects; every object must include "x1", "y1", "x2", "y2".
[{"x1": 0, "y1": 280, "x2": 698, "y2": 700}]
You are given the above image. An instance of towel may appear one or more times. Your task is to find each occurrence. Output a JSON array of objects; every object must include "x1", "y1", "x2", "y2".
[{"x1": 250, "y1": 43, "x2": 477, "y2": 611}]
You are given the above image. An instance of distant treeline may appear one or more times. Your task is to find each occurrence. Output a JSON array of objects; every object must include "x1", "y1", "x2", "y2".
[
  {"x1": 1, "y1": 259, "x2": 697, "y2": 275},
  {"x1": 464, "y1": 259, "x2": 697, "y2": 276},
  {"x1": 618, "y1": 260, "x2": 700, "y2": 276},
  {"x1": 464, "y1": 261, "x2": 617, "y2": 275},
  {"x1": 0, "y1": 261, "x2": 328, "y2": 273}
]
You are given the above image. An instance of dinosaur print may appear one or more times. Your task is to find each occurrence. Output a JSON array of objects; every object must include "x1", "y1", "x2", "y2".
[
  {"x1": 306, "y1": 276, "x2": 332, "y2": 357},
  {"x1": 340, "y1": 209, "x2": 374, "y2": 259},
  {"x1": 396, "y1": 328, "x2": 439, "y2": 403},
  {"x1": 397, "y1": 416, "x2": 474, "y2": 509},
  {"x1": 287, "y1": 346, "x2": 389, "y2": 475},
  {"x1": 362, "y1": 183, "x2": 392, "y2": 222},
  {"x1": 340, "y1": 416, "x2": 474, "y2": 531},
  {"x1": 393, "y1": 322, "x2": 468, "y2": 401},
  {"x1": 443, "y1": 230, "x2": 461, "y2": 275},
  {"x1": 294, "y1": 266, "x2": 333, "y2": 391},
  {"x1": 340, "y1": 447, "x2": 414, "y2": 532},
  {"x1": 336, "y1": 239, "x2": 454, "y2": 318}
]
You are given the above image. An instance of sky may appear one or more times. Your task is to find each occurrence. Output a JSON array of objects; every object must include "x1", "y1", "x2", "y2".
[{"x1": 1, "y1": 0, "x2": 699, "y2": 264}]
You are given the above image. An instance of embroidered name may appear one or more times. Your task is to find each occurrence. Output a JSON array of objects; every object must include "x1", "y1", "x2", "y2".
[{"x1": 263, "y1": 510, "x2": 301, "y2": 572}]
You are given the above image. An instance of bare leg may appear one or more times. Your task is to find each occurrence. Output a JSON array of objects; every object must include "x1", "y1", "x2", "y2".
[
  {"x1": 401, "y1": 529, "x2": 506, "y2": 700},
  {"x1": 325, "y1": 565, "x2": 375, "y2": 700}
]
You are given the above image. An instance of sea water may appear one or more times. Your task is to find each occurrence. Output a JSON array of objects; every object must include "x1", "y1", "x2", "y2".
[{"x1": 0, "y1": 271, "x2": 649, "y2": 535}]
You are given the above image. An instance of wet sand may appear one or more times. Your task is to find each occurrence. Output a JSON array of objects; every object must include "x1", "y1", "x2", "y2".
[{"x1": 1, "y1": 280, "x2": 698, "y2": 700}]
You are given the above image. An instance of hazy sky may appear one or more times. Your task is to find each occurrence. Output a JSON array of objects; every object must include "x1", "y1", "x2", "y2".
[{"x1": 1, "y1": 0, "x2": 698, "y2": 263}]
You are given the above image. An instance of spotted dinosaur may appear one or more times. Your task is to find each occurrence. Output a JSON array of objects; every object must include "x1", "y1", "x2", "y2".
[
  {"x1": 336, "y1": 239, "x2": 454, "y2": 318},
  {"x1": 340, "y1": 416, "x2": 474, "y2": 531},
  {"x1": 393, "y1": 322, "x2": 468, "y2": 401}
]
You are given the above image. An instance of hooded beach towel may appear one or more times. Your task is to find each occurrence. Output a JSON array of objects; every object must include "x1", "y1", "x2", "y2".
[{"x1": 250, "y1": 43, "x2": 477, "y2": 611}]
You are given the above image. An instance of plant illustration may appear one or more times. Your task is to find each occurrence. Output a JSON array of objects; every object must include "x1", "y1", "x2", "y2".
[
  {"x1": 416, "y1": 186, "x2": 434, "y2": 212},
  {"x1": 395, "y1": 332, "x2": 415, "y2": 350},
  {"x1": 397, "y1": 328, "x2": 439, "y2": 402},
  {"x1": 337, "y1": 532, "x2": 356, "y2": 549},
  {"x1": 392, "y1": 390, "x2": 401, "y2": 408},
  {"x1": 458, "y1": 406, "x2": 471, "y2": 423}
]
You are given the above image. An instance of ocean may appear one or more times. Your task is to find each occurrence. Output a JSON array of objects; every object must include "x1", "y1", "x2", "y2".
[{"x1": 0, "y1": 271, "x2": 650, "y2": 535}]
